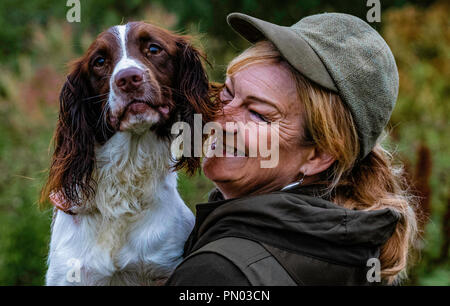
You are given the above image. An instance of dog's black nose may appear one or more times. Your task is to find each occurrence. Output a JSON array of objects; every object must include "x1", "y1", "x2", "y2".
[{"x1": 115, "y1": 67, "x2": 144, "y2": 92}]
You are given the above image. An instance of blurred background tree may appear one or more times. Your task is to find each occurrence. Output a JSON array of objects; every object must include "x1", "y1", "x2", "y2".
[{"x1": 0, "y1": 0, "x2": 448, "y2": 285}]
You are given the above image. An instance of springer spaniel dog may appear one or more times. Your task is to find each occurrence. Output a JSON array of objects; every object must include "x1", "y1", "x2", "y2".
[{"x1": 40, "y1": 22, "x2": 217, "y2": 285}]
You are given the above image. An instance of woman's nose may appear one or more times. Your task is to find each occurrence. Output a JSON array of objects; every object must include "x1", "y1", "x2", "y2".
[
  {"x1": 223, "y1": 98, "x2": 247, "y2": 120},
  {"x1": 219, "y1": 104, "x2": 242, "y2": 133}
]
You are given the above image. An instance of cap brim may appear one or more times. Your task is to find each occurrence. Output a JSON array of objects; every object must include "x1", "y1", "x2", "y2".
[{"x1": 227, "y1": 12, "x2": 337, "y2": 92}]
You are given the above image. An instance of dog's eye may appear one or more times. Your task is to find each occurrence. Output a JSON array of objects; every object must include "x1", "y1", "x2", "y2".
[
  {"x1": 148, "y1": 44, "x2": 162, "y2": 55},
  {"x1": 93, "y1": 57, "x2": 106, "y2": 67}
]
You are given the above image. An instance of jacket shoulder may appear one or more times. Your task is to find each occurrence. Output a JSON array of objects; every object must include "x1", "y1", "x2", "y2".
[
  {"x1": 166, "y1": 252, "x2": 250, "y2": 286},
  {"x1": 184, "y1": 237, "x2": 297, "y2": 286}
]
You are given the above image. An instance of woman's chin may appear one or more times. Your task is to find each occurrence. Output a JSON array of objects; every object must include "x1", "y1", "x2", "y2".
[{"x1": 202, "y1": 156, "x2": 248, "y2": 182}]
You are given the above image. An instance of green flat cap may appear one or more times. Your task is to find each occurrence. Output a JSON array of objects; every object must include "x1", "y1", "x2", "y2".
[{"x1": 227, "y1": 12, "x2": 399, "y2": 159}]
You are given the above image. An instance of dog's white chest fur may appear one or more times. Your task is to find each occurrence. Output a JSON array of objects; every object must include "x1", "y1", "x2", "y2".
[{"x1": 46, "y1": 131, "x2": 195, "y2": 285}]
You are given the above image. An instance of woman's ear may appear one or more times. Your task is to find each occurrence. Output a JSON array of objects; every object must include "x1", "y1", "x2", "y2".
[
  {"x1": 40, "y1": 61, "x2": 97, "y2": 208},
  {"x1": 300, "y1": 147, "x2": 336, "y2": 177},
  {"x1": 173, "y1": 37, "x2": 220, "y2": 175}
]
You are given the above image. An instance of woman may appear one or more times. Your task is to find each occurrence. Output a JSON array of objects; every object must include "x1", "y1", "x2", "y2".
[{"x1": 166, "y1": 12, "x2": 417, "y2": 285}]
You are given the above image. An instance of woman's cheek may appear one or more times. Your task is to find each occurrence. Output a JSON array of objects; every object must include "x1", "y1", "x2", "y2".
[
  {"x1": 235, "y1": 122, "x2": 258, "y2": 157},
  {"x1": 235, "y1": 122, "x2": 275, "y2": 159},
  {"x1": 254, "y1": 123, "x2": 272, "y2": 159}
]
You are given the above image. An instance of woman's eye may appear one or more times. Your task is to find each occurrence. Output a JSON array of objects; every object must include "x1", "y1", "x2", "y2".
[
  {"x1": 148, "y1": 44, "x2": 162, "y2": 55},
  {"x1": 220, "y1": 87, "x2": 233, "y2": 102},
  {"x1": 93, "y1": 57, "x2": 105, "y2": 67},
  {"x1": 250, "y1": 110, "x2": 270, "y2": 123}
]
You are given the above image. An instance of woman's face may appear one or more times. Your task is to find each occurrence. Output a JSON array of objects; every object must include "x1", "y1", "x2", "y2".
[{"x1": 202, "y1": 62, "x2": 313, "y2": 199}]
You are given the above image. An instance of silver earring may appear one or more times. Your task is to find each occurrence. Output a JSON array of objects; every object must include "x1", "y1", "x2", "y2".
[
  {"x1": 281, "y1": 172, "x2": 306, "y2": 191},
  {"x1": 298, "y1": 172, "x2": 305, "y2": 185}
]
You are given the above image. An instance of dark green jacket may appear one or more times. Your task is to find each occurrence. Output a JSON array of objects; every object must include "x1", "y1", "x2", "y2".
[{"x1": 166, "y1": 185, "x2": 399, "y2": 286}]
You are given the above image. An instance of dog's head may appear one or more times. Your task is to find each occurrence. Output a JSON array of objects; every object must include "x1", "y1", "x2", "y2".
[{"x1": 41, "y1": 22, "x2": 217, "y2": 207}]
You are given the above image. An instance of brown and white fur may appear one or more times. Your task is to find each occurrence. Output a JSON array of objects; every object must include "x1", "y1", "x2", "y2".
[{"x1": 41, "y1": 22, "x2": 217, "y2": 285}]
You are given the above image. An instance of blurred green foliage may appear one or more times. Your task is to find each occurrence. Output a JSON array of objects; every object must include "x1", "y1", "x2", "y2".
[
  {"x1": 0, "y1": 0, "x2": 448, "y2": 285},
  {"x1": 0, "y1": 0, "x2": 437, "y2": 75},
  {"x1": 383, "y1": 2, "x2": 450, "y2": 285}
]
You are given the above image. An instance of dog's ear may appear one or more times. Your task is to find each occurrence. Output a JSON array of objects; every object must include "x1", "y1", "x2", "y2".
[
  {"x1": 40, "y1": 60, "x2": 98, "y2": 209},
  {"x1": 173, "y1": 37, "x2": 219, "y2": 175}
]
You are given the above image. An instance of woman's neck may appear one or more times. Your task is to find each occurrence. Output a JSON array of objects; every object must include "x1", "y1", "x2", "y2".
[{"x1": 217, "y1": 173, "x2": 323, "y2": 200}]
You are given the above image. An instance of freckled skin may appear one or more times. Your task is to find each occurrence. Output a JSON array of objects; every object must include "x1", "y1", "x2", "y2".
[{"x1": 202, "y1": 62, "x2": 313, "y2": 199}]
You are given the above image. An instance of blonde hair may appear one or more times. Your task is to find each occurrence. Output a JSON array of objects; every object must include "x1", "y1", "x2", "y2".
[{"x1": 226, "y1": 41, "x2": 417, "y2": 284}]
